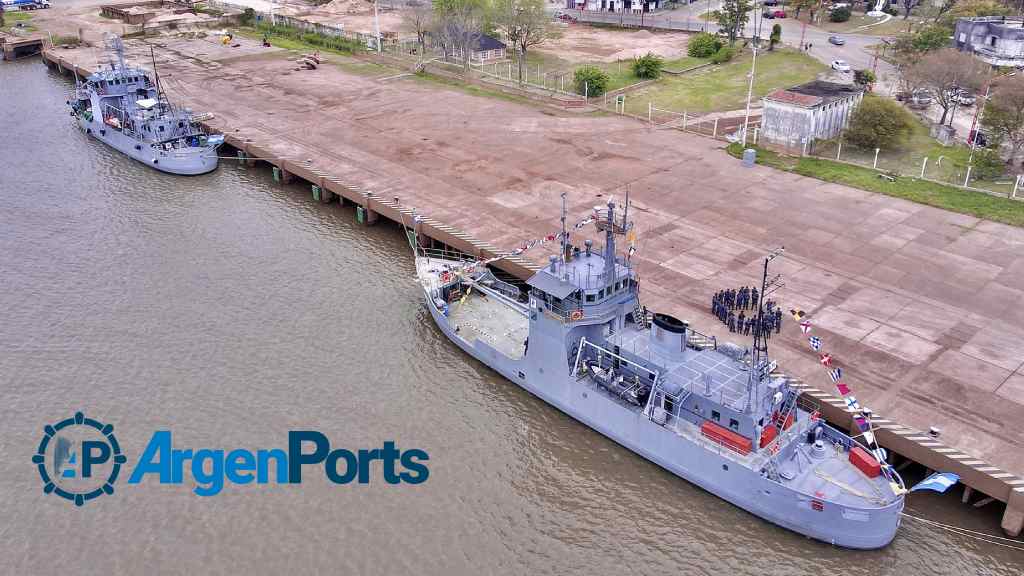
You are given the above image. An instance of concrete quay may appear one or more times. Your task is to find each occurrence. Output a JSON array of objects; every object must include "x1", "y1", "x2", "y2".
[{"x1": 41, "y1": 36, "x2": 1024, "y2": 535}]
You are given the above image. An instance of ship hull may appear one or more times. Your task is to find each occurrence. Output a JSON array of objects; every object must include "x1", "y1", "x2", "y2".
[
  {"x1": 77, "y1": 116, "x2": 218, "y2": 176},
  {"x1": 423, "y1": 293, "x2": 903, "y2": 549}
]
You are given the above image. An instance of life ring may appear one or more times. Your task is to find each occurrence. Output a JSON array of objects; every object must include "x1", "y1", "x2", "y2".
[
  {"x1": 440, "y1": 271, "x2": 451, "y2": 283},
  {"x1": 570, "y1": 309, "x2": 584, "y2": 321}
]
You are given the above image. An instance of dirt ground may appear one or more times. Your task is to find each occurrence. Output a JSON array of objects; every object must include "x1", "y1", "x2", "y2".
[
  {"x1": 535, "y1": 25, "x2": 692, "y2": 63},
  {"x1": 301, "y1": 0, "x2": 406, "y2": 36}
]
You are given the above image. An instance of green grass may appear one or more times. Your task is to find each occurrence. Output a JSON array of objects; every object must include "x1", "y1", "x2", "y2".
[
  {"x1": 624, "y1": 47, "x2": 825, "y2": 115},
  {"x1": 241, "y1": 22, "x2": 365, "y2": 55},
  {"x1": 726, "y1": 143, "x2": 1024, "y2": 227},
  {"x1": 811, "y1": 118, "x2": 1001, "y2": 188},
  {"x1": 2, "y1": 10, "x2": 36, "y2": 33},
  {"x1": 816, "y1": 12, "x2": 925, "y2": 36}
]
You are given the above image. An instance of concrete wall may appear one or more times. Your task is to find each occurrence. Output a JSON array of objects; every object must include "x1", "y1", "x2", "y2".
[{"x1": 760, "y1": 94, "x2": 861, "y2": 155}]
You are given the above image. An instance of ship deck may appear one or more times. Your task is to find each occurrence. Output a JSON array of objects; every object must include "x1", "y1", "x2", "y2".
[
  {"x1": 447, "y1": 290, "x2": 529, "y2": 360},
  {"x1": 612, "y1": 325, "x2": 754, "y2": 412},
  {"x1": 418, "y1": 256, "x2": 530, "y2": 361}
]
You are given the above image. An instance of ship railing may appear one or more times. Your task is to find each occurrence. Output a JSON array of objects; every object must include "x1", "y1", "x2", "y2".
[
  {"x1": 685, "y1": 328, "x2": 717, "y2": 351},
  {"x1": 417, "y1": 246, "x2": 478, "y2": 265}
]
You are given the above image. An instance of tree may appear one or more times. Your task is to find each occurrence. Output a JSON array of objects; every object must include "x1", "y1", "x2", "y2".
[
  {"x1": 401, "y1": 0, "x2": 433, "y2": 57},
  {"x1": 714, "y1": 0, "x2": 752, "y2": 45},
  {"x1": 830, "y1": 6, "x2": 851, "y2": 21},
  {"x1": 898, "y1": 0, "x2": 918, "y2": 19},
  {"x1": 769, "y1": 23, "x2": 781, "y2": 51},
  {"x1": 573, "y1": 66, "x2": 609, "y2": 97},
  {"x1": 981, "y1": 75, "x2": 1024, "y2": 166},
  {"x1": 632, "y1": 53, "x2": 663, "y2": 79},
  {"x1": 844, "y1": 95, "x2": 915, "y2": 149},
  {"x1": 710, "y1": 45, "x2": 736, "y2": 63},
  {"x1": 687, "y1": 32, "x2": 722, "y2": 57},
  {"x1": 791, "y1": 0, "x2": 816, "y2": 19},
  {"x1": 433, "y1": 0, "x2": 488, "y2": 73},
  {"x1": 903, "y1": 48, "x2": 990, "y2": 125},
  {"x1": 894, "y1": 24, "x2": 951, "y2": 55},
  {"x1": 939, "y1": 0, "x2": 1010, "y2": 27},
  {"x1": 932, "y1": 0, "x2": 957, "y2": 23},
  {"x1": 854, "y1": 69, "x2": 876, "y2": 86},
  {"x1": 493, "y1": 0, "x2": 551, "y2": 84}
]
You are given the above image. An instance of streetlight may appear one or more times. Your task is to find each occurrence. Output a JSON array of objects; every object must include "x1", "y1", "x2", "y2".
[{"x1": 741, "y1": 42, "x2": 758, "y2": 146}]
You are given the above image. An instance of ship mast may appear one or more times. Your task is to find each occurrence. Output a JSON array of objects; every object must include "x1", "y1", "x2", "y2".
[
  {"x1": 560, "y1": 192, "x2": 568, "y2": 270},
  {"x1": 747, "y1": 247, "x2": 784, "y2": 414}
]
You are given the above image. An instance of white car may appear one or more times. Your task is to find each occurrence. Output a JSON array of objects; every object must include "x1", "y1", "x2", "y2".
[{"x1": 831, "y1": 59, "x2": 851, "y2": 73}]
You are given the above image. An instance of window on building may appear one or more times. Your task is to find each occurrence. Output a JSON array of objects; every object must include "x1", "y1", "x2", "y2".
[{"x1": 711, "y1": 410, "x2": 720, "y2": 422}]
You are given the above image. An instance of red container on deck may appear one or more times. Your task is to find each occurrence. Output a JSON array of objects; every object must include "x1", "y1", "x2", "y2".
[
  {"x1": 701, "y1": 421, "x2": 752, "y2": 455},
  {"x1": 759, "y1": 425, "x2": 778, "y2": 448},
  {"x1": 849, "y1": 446, "x2": 881, "y2": 478}
]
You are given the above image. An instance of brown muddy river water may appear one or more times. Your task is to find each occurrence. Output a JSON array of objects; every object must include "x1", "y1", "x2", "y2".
[{"x1": 1, "y1": 58, "x2": 1021, "y2": 575}]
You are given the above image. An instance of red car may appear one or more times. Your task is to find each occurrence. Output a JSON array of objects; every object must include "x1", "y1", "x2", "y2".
[{"x1": 762, "y1": 9, "x2": 786, "y2": 18}]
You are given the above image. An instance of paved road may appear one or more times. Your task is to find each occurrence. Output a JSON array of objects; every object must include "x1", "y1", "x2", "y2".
[{"x1": 567, "y1": 7, "x2": 897, "y2": 83}]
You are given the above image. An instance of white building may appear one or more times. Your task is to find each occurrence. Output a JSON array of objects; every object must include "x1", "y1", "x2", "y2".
[
  {"x1": 954, "y1": 17, "x2": 1024, "y2": 68},
  {"x1": 759, "y1": 81, "x2": 863, "y2": 154}
]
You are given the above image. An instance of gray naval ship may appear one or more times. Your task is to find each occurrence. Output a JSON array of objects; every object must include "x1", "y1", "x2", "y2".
[
  {"x1": 68, "y1": 35, "x2": 222, "y2": 175},
  {"x1": 415, "y1": 198, "x2": 906, "y2": 549}
]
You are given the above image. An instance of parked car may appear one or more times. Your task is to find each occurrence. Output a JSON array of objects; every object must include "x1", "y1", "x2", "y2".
[
  {"x1": 907, "y1": 89, "x2": 933, "y2": 108},
  {"x1": 830, "y1": 59, "x2": 851, "y2": 72},
  {"x1": 762, "y1": 9, "x2": 786, "y2": 18},
  {"x1": 763, "y1": 0, "x2": 779, "y2": 5},
  {"x1": 952, "y1": 89, "x2": 976, "y2": 106},
  {"x1": 828, "y1": 35, "x2": 845, "y2": 46},
  {"x1": 557, "y1": 13, "x2": 576, "y2": 23}
]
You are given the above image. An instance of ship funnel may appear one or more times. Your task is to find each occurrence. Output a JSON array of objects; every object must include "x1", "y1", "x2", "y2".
[{"x1": 650, "y1": 313, "x2": 688, "y2": 357}]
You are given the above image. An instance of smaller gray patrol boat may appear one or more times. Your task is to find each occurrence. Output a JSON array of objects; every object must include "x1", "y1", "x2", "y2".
[
  {"x1": 415, "y1": 197, "x2": 906, "y2": 549},
  {"x1": 68, "y1": 34, "x2": 222, "y2": 175}
]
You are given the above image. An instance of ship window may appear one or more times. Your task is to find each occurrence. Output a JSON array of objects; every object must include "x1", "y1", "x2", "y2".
[
  {"x1": 711, "y1": 410, "x2": 720, "y2": 422},
  {"x1": 586, "y1": 294, "x2": 595, "y2": 303},
  {"x1": 615, "y1": 281, "x2": 621, "y2": 291},
  {"x1": 729, "y1": 418, "x2": 739, "y2": 431},
  {"x1": 159, "y1": 126, "x2": 165, "y2": 132},
  {"x1": 598, "y1": 289, "x2": 604, "y2": 298}
]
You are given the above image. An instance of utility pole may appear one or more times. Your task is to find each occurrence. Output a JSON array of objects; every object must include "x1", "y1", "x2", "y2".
[
  {"x1": 741, "y1": 42, "x2": 758, "y2": 146},
  {"x1": 969, "y1": 71, "x2": 1017, "y2": 162},
  {"x1": 373, "y1": 0, "x2": 382, "y2": 54}
]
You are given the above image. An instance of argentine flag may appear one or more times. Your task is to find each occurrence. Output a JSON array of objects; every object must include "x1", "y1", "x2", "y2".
[{"x1": 909, "y1": 472, "x2": 960, "y2": 493}]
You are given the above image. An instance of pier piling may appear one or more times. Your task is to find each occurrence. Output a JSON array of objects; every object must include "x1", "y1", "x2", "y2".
[{"x1": 1002, "y1": 489, "x2": 1024, "y2": 537}]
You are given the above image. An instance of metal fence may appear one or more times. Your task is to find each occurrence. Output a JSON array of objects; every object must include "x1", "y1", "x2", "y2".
[{"x1": 808, "y1": 140, "x2": 1023, "y2": 200}]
